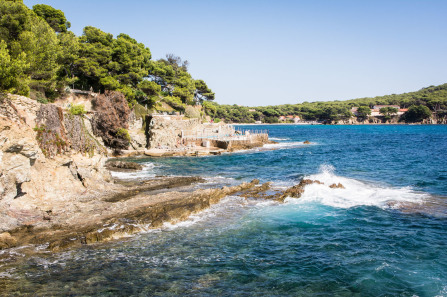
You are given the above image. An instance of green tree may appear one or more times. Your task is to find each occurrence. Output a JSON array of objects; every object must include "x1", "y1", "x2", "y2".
[
  {"x1": 56, "y1": 31, "x2": 79, "y2": 87},
  {"x1": 0, "y1": 1, "x2": 60, "y2": 97},
  {"x1": 74, "y1": 26, "x2": 113, "y2": 91},
  {"x1": 111, "y1": 33, "x2": 151, "y2": 86},
  {"x1": 194, "y1": 79, "x2": 215, "y2": 102},
  {"x1": 401, "y1": 105, "x2": 432, "y2": 123},
  {"x1": 20, "y1": 15, "x2": 60, "y2": 96},
  {"x1": 138, "y1": 80, "x2": 160, "y2": 96},
  {"x1": 32, "y1": 4, "x2": 70, "y2": 33},
  {"x1": 0, "y1": 40, "x2": 29, "y2": 94},
  {"x1": 379, "y1": 107, "x2": 398, "y2": 121},
  {"x1": 0, "y1": 0, "x2": 31, "y2": 44},
  {"x1": 356, "y1": 106, "x2": 371, "y2": 120}
]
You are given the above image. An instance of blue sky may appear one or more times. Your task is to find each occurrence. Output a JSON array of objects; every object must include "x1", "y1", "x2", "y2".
[{"x1": 24, "y1": 0, "x2": 447, "y2": 106}]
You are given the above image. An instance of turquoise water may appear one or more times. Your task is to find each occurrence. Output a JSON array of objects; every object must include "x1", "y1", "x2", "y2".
[{"x1": 1, "y1": 125, "x2": 447, "y2": 296}]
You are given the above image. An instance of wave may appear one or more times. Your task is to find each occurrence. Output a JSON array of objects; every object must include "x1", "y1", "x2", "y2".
[
  {"x1": 285, "y1": 164, "x2": 429, "y2": 209},
  {"x1": 269, "y1": 137, "x2": 290, "y2": 141},
  {"x1": 162, "y1": 196, "x2": 250, "y2": 230},
  {"x1": 263, "y1": 141, "x2": 316, "y2": 150},
  {"x1": 110, "y1": 162, "x2": 159, "y2": 180}
]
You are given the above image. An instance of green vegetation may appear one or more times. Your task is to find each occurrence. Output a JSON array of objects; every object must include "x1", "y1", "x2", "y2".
[
  {"x1": 356, "y1": 106, "x2": 371, "y2": 121},
  {"x1": 184, "y1": 106, "x2": 201, "y2": 119},
  {"x1": 379, "y1": 107, "x2": 398, "y2": 121},
  {"x1": 68, "y1": 104, "x2": 86, "y2": 115},
  {"x1": 0, "y1": 0, "x2": 214, "y2": 111},
  {"x1": 204, "y1": 84, "x2": 447, "y2": 123},
  {"x1": 1, "y1": 1, "x2": 445, "y2": 125},
  {"x1": 116, "y1": 128, "x2": 131, "y2": 142},
  {"x1": 401, "y1": 105, "x2": 432, "y2": 123}
]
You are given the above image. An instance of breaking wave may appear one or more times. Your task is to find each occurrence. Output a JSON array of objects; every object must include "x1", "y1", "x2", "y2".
[
  {"x1": 263, "y1": 141, "x2": 316, "y2": 150},
  {"x1": 110, "y1": 162, "x2": 158, "y2": 180},
  {"x1": 285, "y1": 164, "x2": 429, "y2": 209}
]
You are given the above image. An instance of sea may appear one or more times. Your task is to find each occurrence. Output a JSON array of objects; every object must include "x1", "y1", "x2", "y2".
[{"x1": 1, "y1": 125, "x2": 447, "y2": 296}]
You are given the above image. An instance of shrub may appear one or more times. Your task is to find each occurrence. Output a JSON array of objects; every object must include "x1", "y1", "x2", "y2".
[
  {"x1": 69, "y1": 104, "x2": 86, "y2": 115},
  {"x1": 91, "y1": 91, "x2": 131, "y2": 150},
  {"x1": 185, "y1": 106, "x2": 201, "y2": 118},
  {"x1": 116, "y1": 128, "x2": 131, "y2": 142}
]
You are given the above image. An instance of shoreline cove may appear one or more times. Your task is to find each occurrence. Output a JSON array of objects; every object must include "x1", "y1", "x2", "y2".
[{"x1": 1, "y1": 96, "x2": 447, "y2": 295}]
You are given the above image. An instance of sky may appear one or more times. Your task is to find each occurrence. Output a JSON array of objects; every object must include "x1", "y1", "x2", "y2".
[{"x1": 23, "y1": 0, "x2": 447, "y2": 106}]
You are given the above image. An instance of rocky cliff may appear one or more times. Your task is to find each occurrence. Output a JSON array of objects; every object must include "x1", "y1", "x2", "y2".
[{"x1": 0, "y1": 94, "x2": 111, "y2": 233}]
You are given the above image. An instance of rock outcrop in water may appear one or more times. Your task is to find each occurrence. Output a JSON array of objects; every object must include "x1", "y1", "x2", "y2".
[
  {"x1": 2, "y1": 178, "x2": 259, "y2": 251},
  {"x1": 237, "y1": 179, "x2": 329, "y2": 203},
  {"x1": 106, "y1": 160, "x2": 143, "y2": 171}
]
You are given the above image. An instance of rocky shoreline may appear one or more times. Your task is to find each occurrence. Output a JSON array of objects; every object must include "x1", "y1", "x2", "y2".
[{"x1": 0, "y1": 94, "x2": 275, "y2": 253}]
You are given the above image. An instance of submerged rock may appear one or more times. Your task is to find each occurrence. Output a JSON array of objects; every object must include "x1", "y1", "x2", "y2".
[
  {"x1": 106, "y1": 160, "x2": 143, "y2": 171},
  {"x1": 329, "y1": 183, "x2": 345, "y2": 189}
]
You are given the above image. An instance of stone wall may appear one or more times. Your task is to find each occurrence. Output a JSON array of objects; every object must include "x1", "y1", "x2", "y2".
[{"x1": 147, "y1": 116, "x2": 200, "y2": 148}]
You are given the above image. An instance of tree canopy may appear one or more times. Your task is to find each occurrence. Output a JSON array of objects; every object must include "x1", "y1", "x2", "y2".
[
  {"x1": 203, "y1": 84, "x2": 447, "y2": 123},
  {"x1": 0, "y1": 1, "x2": 214, "y2": 110}
]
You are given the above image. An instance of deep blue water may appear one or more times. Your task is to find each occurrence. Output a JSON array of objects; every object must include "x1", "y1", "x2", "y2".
[{"x1": 1, "y1": 125, "x2": 447, "y2": 296}]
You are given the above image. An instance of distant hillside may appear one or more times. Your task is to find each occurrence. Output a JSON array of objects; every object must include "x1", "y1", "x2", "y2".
[{"x1": 203, "y1": 84, "x2": 447, "y2": 124}]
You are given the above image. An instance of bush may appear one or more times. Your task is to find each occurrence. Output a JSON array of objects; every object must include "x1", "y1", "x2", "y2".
[
  {"x1": 163, "y1": 95, "x2": 185, "y2": 111},
  {"x1": 69, "y1": 104, "x2": 86, "y2": 115},
  {"x1": 116, "y1": 128, "x2": 131, "y2": 142},
  {"x1": 185, "y1": 106, "x2": 201, "y2": 118},
  {"x1": 91, "y1": 91, "x2": 131, "y2": 150}
]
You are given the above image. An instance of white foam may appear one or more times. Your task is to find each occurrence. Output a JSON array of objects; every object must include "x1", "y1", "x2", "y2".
[
  {"x1": 285, "y1": 164, "x2": 428, "y2": 209},
  {"x1": 263, "y1": 141, "x2": 316, "y2": 150},
  {"x1": 110, "y1": 162, "x2": 158, "y2": 180},
  {"x1": 161, "y1": 195, "x2": 274, "y2": 230},
  {"x1": 269, "y1": 137, "x2": 290, "y2": 141}
]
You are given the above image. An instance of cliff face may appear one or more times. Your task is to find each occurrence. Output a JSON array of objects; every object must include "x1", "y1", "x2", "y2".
[
  {"x1": 0, "y1": 94, "x2": 111, "y2": 232},
  {"x1": 147, "y1": 116, "x2": 201, "y2": 148}
]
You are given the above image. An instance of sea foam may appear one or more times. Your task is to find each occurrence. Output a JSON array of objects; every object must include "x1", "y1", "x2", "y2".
[
  {"x1": 262, "y1": 141, "x2": 315, "y2": 150},
  {"x1": 110, "y1": 162, "x2": 158, "y2": 180},
  {"x1": 285, "y1": 164, "x2": 429, "y2": 209}
]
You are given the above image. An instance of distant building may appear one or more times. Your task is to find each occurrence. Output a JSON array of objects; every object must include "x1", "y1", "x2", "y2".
[
  {"x1": 397, "y1": 108, "x2": 408, "y2": 116},
  {"x1": 372, "y1": 105, "x2": 401, "y2": 116},
  {"x1": 373, "y1": 105, "x2": 400, "y2": 110},
  {"x1": 351, "y1": 105, "x2": 406, "y2": 118},
  {"x1": 351, "y1": 107, "x2": 359, "y2": 116},
  {"x1": 279, "y1": 115, "x2": 301, "y2": 123}
]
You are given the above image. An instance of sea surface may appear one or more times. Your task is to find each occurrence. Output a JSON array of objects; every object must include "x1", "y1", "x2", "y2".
[{"x1": 1, "y1": 125, "x2": 447, "y2": 296}]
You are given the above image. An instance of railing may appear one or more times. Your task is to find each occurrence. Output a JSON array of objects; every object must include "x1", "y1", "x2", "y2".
[{"x1": 181, "y1": 128, "x2": 269, "y2": 141}]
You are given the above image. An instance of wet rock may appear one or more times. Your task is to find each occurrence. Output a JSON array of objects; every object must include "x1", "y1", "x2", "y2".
[
  {"x1": 106, "y1": 160, "x2": 143, "y2": 171},
  {"x1": 303, "y1": 140, "x2": 311, "y2": 144},
  {"x1": 239, "y1": 182, "x2": 272, "y2": 199},
  {"x1": 275, "y1": 179, "x2": 324, "y2": 202},
  {"x1": 107, "y1": 176, "x2": 206, "y2": 202},
  {"x1": 329, "y1": 183, "x2": 345, "y2": 189}
]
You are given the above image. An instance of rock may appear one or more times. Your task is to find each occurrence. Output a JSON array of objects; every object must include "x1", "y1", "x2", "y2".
[
  {"x1": 275, "y1": 179, "x2": 324, "y2": 202},
  {"x1": 329, "y1": 183, "x2": 345, "y2": 189},
  {"x1": 144, "y1": 149, "x2": 165, "y2": 157},
  {"x1": 299, "y1": 179, "x2": 323, "y2": 186},
  {"x1": 106, "y1": 160, "x2": 143, "y2": 171},
  {"x1": 0, "y1": 117, "x2": 40, "y2": 203},
  {"x1": 303, "y1": 140, "x2": 311, "y2": 144},
  {"x1": 0, "y1": 232, "x2": 17, "y2": 249}
]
